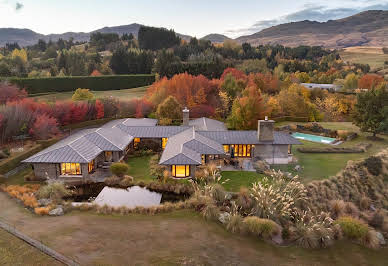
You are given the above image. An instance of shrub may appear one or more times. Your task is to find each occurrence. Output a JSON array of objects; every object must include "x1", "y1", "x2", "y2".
[
  {"x1": 363, "y1": 156, "x2": 383, "y2": 176},
  {"x1": 226, "y1": 214, "x2": 243, "y2": 233},
  {"x1": 210, "y1": 183, "x2": 227, "y2": 204},
  {"x1": 37, "y1": 182, "x2": 70, "y2": 204},
  {"x1": 336, "y1": 216, "x2": 369, "y2": 240},
  {"x1": 242, "y1": 216, "x2": 280, "y2": 239},
  {"x1": 330, "y1": 200, "x2": 345, "y2": 218},
  {"x1": 105, "y1": 176, "x2": 121, "y2": 186},
  {"x1": 344, "y1": 202, "x2": 360, "y2": 218},
  {"x1": 369, "y1": 210, "x2": 385, "y2": 228},
  {"x1": 34, "y1": 206, "x2": 51, "y2": 215},
  {"x1": 359, "y1": 196, "x2": 371, "y2": 211},
  {"x1": 201, "y1": 204, "x2": 220, "y2": 221},
  {"x1": 110, "y1": 163, "x2": 129, "y2": 177},
  {"x1": 362, "y1": 229, "x2": 380, "y2": 249},
  {"x1": 236, "y1": 187, "x2": 253, "y2": 214},
  {"x1": 119, "y1": 175, "x2": 134, "y2": 187}
]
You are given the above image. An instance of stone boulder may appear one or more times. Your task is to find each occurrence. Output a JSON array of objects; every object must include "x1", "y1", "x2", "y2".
[
  {"x1": 218, "y1": 212, "x2": 231, "y2": 224},
  {"x1": 294, "y1": 165, "x2": 302, "y2": 172},
  {"x1": 376, "y1": 232, "x2": 386, "y2": 246},
  {"x1": 49, "y1": 206, "x2": 64, "y2": 216},
  {"x1": 38, "y1": 198, "x2": 52, "y2": 207},
  {"x1": 254, "y1": 160, "x2": 270, "y2": 174}
]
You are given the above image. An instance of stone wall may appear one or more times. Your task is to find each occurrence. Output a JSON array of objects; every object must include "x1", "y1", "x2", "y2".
[
  {"x1": 253, "y1": 144, "x2": 289, "y2": 164},
  {"x1": 32, "y1": 163, "x2": 59, "y2": 179}
]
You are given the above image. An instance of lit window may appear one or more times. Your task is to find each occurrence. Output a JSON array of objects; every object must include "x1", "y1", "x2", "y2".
[
  {"x1": 88, "y1": 160, "x2": 95, "y2": 173},
  {"x1": 134, "y1": 138, "x2": 141, "y2": 148},
  {"x1": 223, "y1": 145, "x2": 230, "y2": 153},
  {"x1": 105, "y1": 151, "x2": 113, "y2": 161},
  {"x1": 171, "y1": 165, "x2": 190, "y2": 178},
  {"x1": 162, "y1": 138, "x2": 168, "y2": 149},
  {"x1": 201, "y1": 155, "x2": 205, "y2": 164},
  {"x1": 61, "y1": 163, "x2": 82, "y2": 175},
  {"x1": 229, "y1": 144, "x2": 252, "y2": 157}
]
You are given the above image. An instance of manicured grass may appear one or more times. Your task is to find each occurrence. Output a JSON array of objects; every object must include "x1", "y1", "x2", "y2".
[
  {"x1": 221, "y1": 171, "x2": 263, "y2": 191},
  {"x1": 0, "y1": 229, "x2": 61, "y2": 265},
  {"x1": 339, "y1": 48, "x2": 388, "y2": 69},
  {"x1": 126, "y1": 155, "x2": 155, "y2": 183},
  {"x1": 274, "y1": 122, "x2": 388, "y2": 182},
  {"x1": 30, "y1": 86, "x2": 148, "y2": 102}
]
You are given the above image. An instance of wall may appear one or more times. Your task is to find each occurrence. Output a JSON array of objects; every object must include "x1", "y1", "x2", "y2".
[
  {"x1": 253, "y1": 144, "x2": 289, "y2": 164},
  {"x1": 32, "y1": 163, "x2": 59, "y2": 179}
]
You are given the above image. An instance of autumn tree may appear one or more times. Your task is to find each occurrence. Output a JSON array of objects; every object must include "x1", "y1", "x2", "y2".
[
  {"x1": 29, "y1": 114, "x2": 59, "y2": 140},
  {"x1": 156, "y1": 96, "x2": 182, "y2": 125},
  {"x1": 227, "y1": 85, "x2": 266, "y2": 130},
  {"x1": 343, "y1": 73, "x2": 358, "y2": 91},
  {"x1": 221, "y1": 73, "x2": 246, "y2": 99},
  {"x1": 72, "y1": 88, "x2": 94, "y2": 101},
  {"x1": 353, "y1": 84, "x2": 388, "y2": 137},
  {"x1": 358, "y1": 74, "x2": 384, "y2": 90},
  {"x1": 0, "y1": 82, "x2": 27, "y2": 104}
]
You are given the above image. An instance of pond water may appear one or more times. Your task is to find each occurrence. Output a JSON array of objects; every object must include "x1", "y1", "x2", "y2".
[
  {"x1": 292, "y1": 132, "x2": 336, "y2": 144},
  {"x1": 94, "y1": 186, "x2": 162, "y2": 208},
  {"x1": 68, "y1": 183, "x2": 186, "y2": 208}
]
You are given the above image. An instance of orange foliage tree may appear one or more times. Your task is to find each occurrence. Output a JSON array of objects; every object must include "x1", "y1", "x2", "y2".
[{"x1": 358, "y1": 74, "x2": 384, "y2": 90}]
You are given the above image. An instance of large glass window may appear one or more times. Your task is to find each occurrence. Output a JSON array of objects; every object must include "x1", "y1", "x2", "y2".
[
  {"x1": 171, "y1": 165, "x2": 190, "y2": 178},
  {"x1": 223, "y1": 145, "x2": 230, "y2": 153},
  {"x1": 134, "y1": 138, "x2": 141, "y2": 148},
  {"x1": 61, "y1": 163, "x2": 81, "y2": 175},
  {"x1": 162, "y1": 138, "x2": 168, "y2": 149},
  {"x1": 230, "y1": 144, "x2": 252, "y2": 157}
]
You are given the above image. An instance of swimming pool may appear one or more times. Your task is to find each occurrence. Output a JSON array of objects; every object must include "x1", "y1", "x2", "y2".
[{"x1": 292, "y1": 132, "x2": 336, "y2": 144}]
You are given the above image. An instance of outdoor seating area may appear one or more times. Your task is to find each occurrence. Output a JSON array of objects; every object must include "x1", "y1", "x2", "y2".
[{"x1": 221, "y1": 158, "x2": 255, "y2": 172}]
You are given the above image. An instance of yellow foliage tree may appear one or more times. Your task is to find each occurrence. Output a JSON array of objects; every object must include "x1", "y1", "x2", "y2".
[
  {"x1": 11, "y1": 48, "x2": 28, "y2": 63},
  {"x1": 72, "y1": 88, "x2": 94, "y2": 101}
]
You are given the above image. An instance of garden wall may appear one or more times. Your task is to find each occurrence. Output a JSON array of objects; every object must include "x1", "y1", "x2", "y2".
[{"x1": 2, "y1": 74, "x2": 155, "y2": 94}]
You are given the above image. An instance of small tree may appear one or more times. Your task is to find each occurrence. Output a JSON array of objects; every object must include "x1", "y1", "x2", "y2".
[
  {"x1": 353, "y1": 84, "x2": 388, "y2": 137},
  {"x1": 72, "y1": 88, "x2": 94, "y2": 101},
  {"x1": 156, "y1": 96, "x2": 182, "y2": 124},
  {"x1": 110, "y1": 162, "x2": 129, "y2": 177}
]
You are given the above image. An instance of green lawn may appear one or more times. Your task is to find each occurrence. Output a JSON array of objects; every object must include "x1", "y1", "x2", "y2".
[
  {"x1": 339, "y1": 50, "x2": 388, "y2": 70},
  {"x1": 274, "y1": 122, "x2": 388, "y2": 182},
  {"x1": 126, "y1": 155, "x2": 155, "y2": 183},
  {"x1": 221, "y1": 171, "x2": 263, "y2": 191},
  {"x1": 30, "y1": 86, "x2": 148, "y2": 102},
  {"x1": 0, "y1": 229, "x2": 61, "y2": 265}
]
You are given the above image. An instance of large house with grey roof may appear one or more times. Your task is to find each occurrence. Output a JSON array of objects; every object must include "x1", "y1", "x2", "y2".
[{"x1": 23, "y1": 109, "x2": 301, "y2": 181}]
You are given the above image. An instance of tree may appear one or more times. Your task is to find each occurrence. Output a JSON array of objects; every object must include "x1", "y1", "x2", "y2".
[
  {"x1": 156, "y1": 96, "x2": 182, "y2": 124},
  {"x1": 353, "y1": 84, "x2": 388, "y2": 137},
  {"x1": 72, "y1": 88, "x2": 94, "y2": 101},
  {"x1": 29, "y1": 114, "x2": 59, "y2": 140},
  {"x1": 0, "y1": 82, "x2": 27, "y2": 104},
  {"x1": 227, "y1": 85, "x2": 266, "y2": 130},
  {"x1": 11, "y1": 48, "x2": 28, "y2": 63},
  {"x1": 358, "y1": 74, "x2": 384, "y2": 90},
  {"x1": 237, "y1": 59, "x2": 268, "y2": 74},
  {"x1": 343, "y1": 73, "x2": 358, "y2": 91},
  {"x1": 138, "y1": 26, "x2": 181, "y2": 51}
]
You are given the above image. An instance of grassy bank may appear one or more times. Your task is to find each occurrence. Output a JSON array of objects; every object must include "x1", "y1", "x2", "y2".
[{"x1": 221, "y1": 171, "x2": 263, "y2": 191}]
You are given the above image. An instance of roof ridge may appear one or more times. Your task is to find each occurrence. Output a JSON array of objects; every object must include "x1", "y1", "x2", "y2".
[
  {"x1": 203, "y1": 117, "x2": 207, "y2": 130},
  {"x1": 95, "y1": 128, "x2": 121, "y2": 150},
  {"x1": 68, "y1": 139, "x2": 94, "y2": 162}
]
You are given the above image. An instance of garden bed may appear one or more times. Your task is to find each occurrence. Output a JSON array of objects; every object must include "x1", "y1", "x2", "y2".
[{"x1": 298, "y1": 143, "x2": 372, "y2": 153}]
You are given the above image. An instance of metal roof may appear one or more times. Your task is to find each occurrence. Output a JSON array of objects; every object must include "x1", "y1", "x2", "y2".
[
  {"x1": 197, "y1": 131, "x2": 302, "y2": 145},
  {"x1": 188, "y1": 117, "x2": 227, "y2": 131},
  {"x1": 115, "y1": 125, "x2": 190, "y2": 138}
]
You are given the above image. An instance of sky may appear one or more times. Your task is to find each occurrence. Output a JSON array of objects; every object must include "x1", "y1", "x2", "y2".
[{"x1": 1, "y1": 0, "x2": 388, "y2": 38}]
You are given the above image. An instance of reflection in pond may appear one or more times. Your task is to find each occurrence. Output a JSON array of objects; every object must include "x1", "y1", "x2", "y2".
[{"x1": 94, "y1": 186, "x2": 162, "y2": 208}]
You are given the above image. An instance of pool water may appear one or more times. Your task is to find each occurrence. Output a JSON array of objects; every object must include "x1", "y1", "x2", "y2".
[{"x1": 292, "y1": 132, "x2": 336, "y2": 144}]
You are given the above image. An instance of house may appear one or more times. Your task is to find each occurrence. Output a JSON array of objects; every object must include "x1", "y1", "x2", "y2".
[
  {"x1": 23, "y1": 109, "x2": 301, "y2": 181},
  {"x1": 301, "y1": 83, "x2": 342, "y2": 92}
]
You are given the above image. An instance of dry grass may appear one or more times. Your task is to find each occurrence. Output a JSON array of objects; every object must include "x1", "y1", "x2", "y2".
[
  {"x1": 0, "y1": 184, "x2": 40, "y2": 208},
  {"x1": 242, "y1": 216, "x2": 280, "y2": 239},
  {"x1": 34, "y1": 206, "x2": 51, "y2": 215}
]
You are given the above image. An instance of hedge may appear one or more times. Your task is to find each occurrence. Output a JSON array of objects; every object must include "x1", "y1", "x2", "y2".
[
  {"x1": 3, "y1": 74, "x2": 155, "y2": 94},
  {"x1": 0, "y1": 139, "x2": 58, "y2": 174}
]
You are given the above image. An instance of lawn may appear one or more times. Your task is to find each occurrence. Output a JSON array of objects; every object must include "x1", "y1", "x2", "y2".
[
  {"x1": 0, "y1": 229, "x2": 61, "y2": 266},
  {"x1": 221, "y1": 171, "x2": 263, "y2": 191},
  {"x1": 0, "y1": 192, "x2": 387, "y2": 265},
  {"x1": 126, "y1": 155, "x2": 155, "y2": 183},
  {"x1": 30, "y1": 85, "x2": 148, "y2": 102},
  {"x1": 339, "y1": 47, "x2": 388, "y2": 70},
  {"x1": 274, "y1": 122, "x2": 388, "y2": 182}
]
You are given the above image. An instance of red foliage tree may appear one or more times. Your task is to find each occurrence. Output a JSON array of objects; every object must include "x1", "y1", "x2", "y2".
[
  {"x1": 249, "y1": 73, "x2": 280, "y2": 94},
  {"x1": 29, "y1": 113, "x2": 59, "y2": 140},
  {"x1": 95, "y1": 100, "x2": 104, "y2": 119},
  {"x1": 220, "y1": 68, "x2": 247, "y2": 81},
  {"x1": 90, "y1": 70, "x2": 102, "y2": 76},
  {"x1": 358, "y1": 74, "x2": 384, "y2": 90},
  {"x1": 135, "y1": 99, "x2": 153, "y2": 118},
  {"x1": 0, "y1": 82, "x2": 27, "y2": 104},
  {"x1": 190, "y1": 104, "x2": 215, "y2": 118}
]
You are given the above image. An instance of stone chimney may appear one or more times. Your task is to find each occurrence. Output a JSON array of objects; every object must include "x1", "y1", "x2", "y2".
[
  {"x1": 258, "y1": 116, "x2": 274, "y2": 142},
  {"x1": 182, "y1": 107, "x2": 189, "y2": 126}
]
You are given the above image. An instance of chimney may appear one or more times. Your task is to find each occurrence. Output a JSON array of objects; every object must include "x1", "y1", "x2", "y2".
[
  {"x1": 258, "y1": 117, "x2": 274, "y2": 142},
  {"x1": 182, "y1": 107, "x2": 189, "y2": 126}
]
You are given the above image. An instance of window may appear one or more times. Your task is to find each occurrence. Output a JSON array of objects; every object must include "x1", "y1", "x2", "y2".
[
  {"x1": 88, "y1": 160, "x2": 95, "y2": 173},
  {"x1": 134, "y1": 138, "x2": 141, "y2": 148},
  {"x1": 231, "y1": 144, "x2": 252, "y2": 157},
  {"x1": 162, "y1": 138, "x2": 168, "y2": 149},
  {"x1": 60, "y1": 163, "x2": 81, "y2": 175},
  {"x1": 223, "y1": 145, "x2": 230, "y2": 153},
  {"x1": 201, "y1": 155, "x2": 206, "y2": 164},
  {"x1": 171, "y1": 165, "x2": 190, "y2": 178}
]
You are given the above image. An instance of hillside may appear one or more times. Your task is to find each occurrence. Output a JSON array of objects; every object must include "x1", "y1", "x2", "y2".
[
  {"x1": 236, "y1": 10, "x2": 388, "y2": 48},
  {"x1": 201, "y1": 34, "x2": 231, "y2": 43},
  {"x1": 0, "y1": 23, "x2": 191, "y2": 47}
]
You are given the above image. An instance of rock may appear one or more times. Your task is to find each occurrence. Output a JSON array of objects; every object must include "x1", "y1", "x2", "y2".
[
  {"x1": 254, "y1": 160, "x2": 270, "y2": 174},
  {"x1": 370, "y1": 204, "x2": 376, "y2": 212},
  {"x1": 294, "y1": 165, "x2": 302, "y2": 172},
  {"x1": 218, "y1": 212, "x2": 231, "y2": 224},
  {"x1": 376, "y1": 232, "x2": 386, "y2": 245},
  {"x1": 49, "y1": 206, "x2": 64, "y2": 216},
  {"x1": 38, "y1": 198, "x2": 52, "y2": 207},
  {"x1": 225, "y1": 192, "x2": 233, "y2": 201}
]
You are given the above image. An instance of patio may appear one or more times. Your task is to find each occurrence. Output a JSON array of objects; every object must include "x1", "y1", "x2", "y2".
[{"x1": 217, "y1": 158, "x2": 256, "y2": 172}]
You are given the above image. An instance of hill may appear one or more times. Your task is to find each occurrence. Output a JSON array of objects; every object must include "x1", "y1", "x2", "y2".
[
  {"x1": 0, "y1": 23, "x2": 191, "y2": 47},
  {"x1": 201, "y1": 34, "x2": 231, "y2": 43},
  {"x1": 236, "y1": 10, "x2": 388, "y2": 48}
]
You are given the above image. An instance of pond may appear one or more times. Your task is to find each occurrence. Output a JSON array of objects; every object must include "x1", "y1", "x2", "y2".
[
  {"x1": 68, "y1": 183, "x2": 186, "y2": 208},
  {"x1": 292, "y1": 132, "x2": 336, "y2": 144}
]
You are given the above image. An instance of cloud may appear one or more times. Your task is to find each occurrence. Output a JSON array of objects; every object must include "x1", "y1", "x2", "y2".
[
  {"x1": 15, "y1": 2, "x2": 23, "y2": 11},
  {"x1": 226, "y1": 1, "x2": 388, "y2": 37}
]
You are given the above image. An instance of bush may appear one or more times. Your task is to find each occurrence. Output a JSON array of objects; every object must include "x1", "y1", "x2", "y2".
[
  {"x1": 226, "y1": 214, "x2": 243, "y2": 233},
  {"x1": 210, "y1": 183, "x2": 227, "y2": 204},
  {"x1": 236, "y1": 187, "x2": 253, "y2": 214},
  {"x1": 34, "y1": 206, "x2": 51, "y2": 216},
  {"x1": 37, "y1": 182, "x2": 70, "y2": 203},
  {"x1": 119, "y1": 175, "x2": 134, "y2": 187},
  {"x1": 363, "y1": 156, "x2": 383, "y2": 176},
  {"x1": 105, "y1": 176, "x2": 121, "y2": 186},
  {"x1": 242, "y1": 216, "x2": 280, "y2": 239},
  {"x1": 110, "y1": 163, "x2": 129, "y2": 177},
  {"x1": 330, "y1": 200, "x2": 345, "y2": 218},
  {"x1": 7, "y1": 74, "x2": 155, "y2": 94},
  {"x1": 336, "y1": 216, "x2": 369, "y2": 240},
  {"x1": 201, "y1": 204, "x2": 220, "y2": 221}
]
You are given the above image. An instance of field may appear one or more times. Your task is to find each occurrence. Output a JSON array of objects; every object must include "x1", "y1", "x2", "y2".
[
  {"x1": 339, "y1": 46, "x2": 388, "y2": 70},
  {"x1": 1, "y1": 192, "x2": 387, "y2": 266},
  {"x1": 30, "y1": 86, "x2": 148, "y2": 102},
  {"x1": 274, "y1": 122, "x2": 388, "y2": 182},
  {"x1": 0, "y1": 228, "x2": 61, "y2": 266}
]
